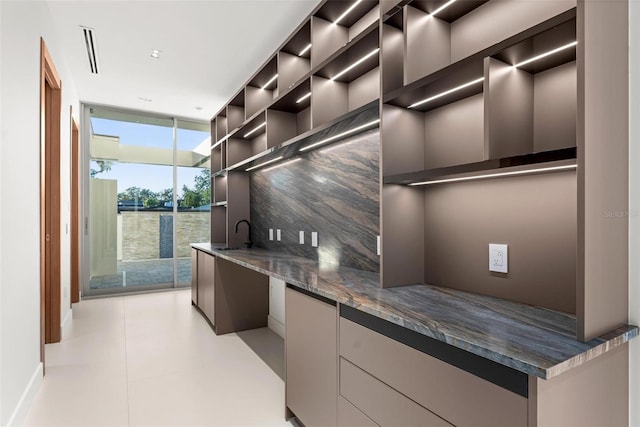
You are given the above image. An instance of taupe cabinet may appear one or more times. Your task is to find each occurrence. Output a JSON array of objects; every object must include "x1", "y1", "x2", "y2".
[
  {"x1": 190, "y1": 247, "x2": 269, "y2": 335},
  {"x1": 285, "y1": 287, "x2": 337, "y2": 426},
  {"x1": 195, "y1": 249, "x2": 216, "y2": 325}
]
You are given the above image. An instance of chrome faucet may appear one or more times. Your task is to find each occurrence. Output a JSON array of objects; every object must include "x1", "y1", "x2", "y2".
[{"x1": 234, "y1": 219, "x2": 252, "y2": 248}]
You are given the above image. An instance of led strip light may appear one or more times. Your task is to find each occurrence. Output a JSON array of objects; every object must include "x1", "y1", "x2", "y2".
[
  {"x1": 408, "y1": 77, "x2": 484, "y2": 109},
  {"x1": 245, "y1": 156, "x2": 284, "y2": 172},
  {"x1": 299, "y1": 119, "x2": 380, "y2": 152},
  {"x1": 331, "y1": 48, "x2": 380, "y2": 81},
  {"x1": 408, "y1": 164, "x2": 577, "y2": 186}
]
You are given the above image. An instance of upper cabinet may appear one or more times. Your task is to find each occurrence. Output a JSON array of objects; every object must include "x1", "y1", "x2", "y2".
[{"x1": 207, "y1": 0, "x2": 629, "y2": 342}]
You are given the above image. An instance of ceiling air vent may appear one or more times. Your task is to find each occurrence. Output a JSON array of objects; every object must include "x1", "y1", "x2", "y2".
[{"x1": 81, "y1": 26, "x2": 99, "y2": 74}]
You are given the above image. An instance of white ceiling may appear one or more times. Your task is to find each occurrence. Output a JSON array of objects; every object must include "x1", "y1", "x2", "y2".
[{"x1": 47, "y1": 0, "x2": 322, "y2": 122}]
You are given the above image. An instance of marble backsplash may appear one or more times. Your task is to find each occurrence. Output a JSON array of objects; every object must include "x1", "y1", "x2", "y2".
[{"x1": 250, "y1": 129, "x2": 380, "y2": 272}]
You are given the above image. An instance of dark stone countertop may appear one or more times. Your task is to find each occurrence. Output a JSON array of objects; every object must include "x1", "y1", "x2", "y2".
[{"x1": 191, "y1": 243, "x2": 638, "y2": 380}]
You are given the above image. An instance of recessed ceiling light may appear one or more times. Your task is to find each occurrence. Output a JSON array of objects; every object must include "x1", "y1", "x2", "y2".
[
  {"x1": 138, "y1": 97, "x2": 152, "y2": 102},
  {"x1": 151, "y1": 49, "x2": 160, "y2": 59},
  {"x1": 195, "y1": 106, "x2": 203, "y2": 111}
]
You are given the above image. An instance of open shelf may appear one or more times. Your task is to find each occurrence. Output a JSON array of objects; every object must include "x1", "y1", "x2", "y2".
[
  {"x1": 310, "y1": 0, "x2": 379, "y2": 68},
  {"x1": 384, "y1": 148, "x2": 576, "y2": 185},
  {"x1": 211, "y1": 205, "x2": 227, "y2": 244},
  {"x1": 227, "y1": 90, "x2": 245, "y2": 134},
  {"x1": 210, "y1": 140, "x2": 226, "y2": 174},
  {"x1": 278, "y1": 20, "x2": 311, "y2": 92},
  {"x1": 382, "y1": 12, "x2": 576, "y2": 177},
  {"x1": 268, "y1": 78, "x2": 312, "y2": 147},
  {"x1": 312, "y1": 26, "x2": 380, "y2": 128},
  {"x1": 227, "y1": 112, "x2": 267, "y2": 168},
  {"x1": 213, "y1": 174, "x2": 227, "y2": 204},
  {"x1": 245, "y1": 56, "x2": 278, "y2": 119}
]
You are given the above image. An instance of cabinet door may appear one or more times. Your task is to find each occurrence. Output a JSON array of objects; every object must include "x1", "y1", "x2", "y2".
[
  {"x1": 191, "y1": 249, "x2": 198, "y2": 305},
  {"x1": 197, "y1": 251, "x2": 215, "y2": 325},
  {"x1": 285, "y1": 287, "x2": 337, "y2": 426}
]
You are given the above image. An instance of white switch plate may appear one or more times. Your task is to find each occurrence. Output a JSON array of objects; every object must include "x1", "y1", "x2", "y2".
[
  {"x1": 376, "y1": 235, "x2": 381, "y2": 256},
  {"x1": 311, "y1": 232, "x2": 318, "y2": 247},
  {"x1": 299, "y1": 231, "x2": 305, "y2": 244},
  {"x1": 269, "y1": 229, "x2": 274, "y2": 241},
  {"x1": 489, "y1": 243, "x2": 508, "y2": 273},
  {"x1": 276, "y1": 229, "x2": 282, "y2": 241}
]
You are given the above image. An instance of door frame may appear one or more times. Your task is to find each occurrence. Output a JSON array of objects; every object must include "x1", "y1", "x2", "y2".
[
  {"x1": 40, "y1": 38, "x2": 62, "y2": 365},
  {"x1": 70, "y1": 108, "x2": 80, "y2": 305}
]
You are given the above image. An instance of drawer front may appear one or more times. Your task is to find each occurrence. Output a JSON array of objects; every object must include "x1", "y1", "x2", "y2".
[
  {"x1": 340, "y1": 358, "x2": 453, "y2": 427},
  {"x1": 340, "y1": 318, "x2": 527, "y2": 427},
  {"x1": 338, "y1": 396, "x2": 379, "y2": 427}
]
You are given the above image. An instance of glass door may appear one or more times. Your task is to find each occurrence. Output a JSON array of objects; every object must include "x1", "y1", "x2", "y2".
[
  {"x1": 176, "y1": 119, "x2": 211, "y2": 287},
  {"x1": 84, "y1": 107, "x2": 210, "y2": 296}
]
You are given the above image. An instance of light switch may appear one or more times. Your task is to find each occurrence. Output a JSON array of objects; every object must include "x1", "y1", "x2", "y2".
[
  {"x1": 276, "y1": 229, "x2": 282, "y2": 241},
  {"x1": 376, "y1": 235, "x2": 381, "y2": 256},
  {"x1": 269, "y1": 229, "x2": 274, "y2": 241},
  {"x1": 299, "y1": 231, "x2": 305, "y2": 245},
  {"x1": 311, "y1": 232, "x2": 318, "y2": 247},
  {"x1": 489, "y1": 244, "x2": 508, "y2": 273}
]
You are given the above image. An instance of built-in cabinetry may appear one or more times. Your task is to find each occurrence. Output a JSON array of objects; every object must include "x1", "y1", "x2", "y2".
[
  {"x1": 285, "y1": 287, "x2": 337, "y2": 427},
  {"x1": 209, "y1": 0, "x2": 382, "y2": 250},
  {"x1": 196, "y1": 249, "x2": 215, "y2": 325},
  {"x1": 190, "y1": 247, "x2": 269, "y2": 335},
  {"x1": 206, "y1": 0, "x2": 629, "y2": 343}
]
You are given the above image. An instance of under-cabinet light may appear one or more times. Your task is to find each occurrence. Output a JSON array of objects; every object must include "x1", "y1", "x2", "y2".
[
  {"x1": 261, "y1": 74, "x2": 278, "y2": 90},
  {"x1": 408, "y1": 164, "x2": 577, "y2": 186},
  {"x1": 513, "y1": 41, "x2": 577, "y2": 68},
  {"x1": 296, "y1": 92, "x2": 312, "y2": 104},
  {"x1": 331, "y1": 48, "x2": 380, "y2": 81},
  {"x1": 299, "y1": 119, "x2": 380, "y2": 152},
  {"x1": 243, "y1": 122, "x2": 266, "y2": 138},
  {"x1": 334, "y1": 0, "x2": 363, "y2": 25},
  {"x1": 407, "y1": 77, "x2": 484, "y2": 109},
  {"x1": 245, "y1": 156, "x2": 284, "y2": 172},
  {"x1": 429, "y1": 0, "x2": 457, "y2": 18},
  {"x1": 299, "y1": 43, "x2": 312, "y2": 56},
  {"x1": 262, "y1": 158, "x2": 302, "y2": 172}
]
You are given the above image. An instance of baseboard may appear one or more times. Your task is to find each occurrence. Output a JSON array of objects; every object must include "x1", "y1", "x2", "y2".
[
  {"x1": 6, "y1": 362, "x2": 43, "y2": 427},
  {"x1": 268, "y1": 315, "x2": 285, "y2": 339}
]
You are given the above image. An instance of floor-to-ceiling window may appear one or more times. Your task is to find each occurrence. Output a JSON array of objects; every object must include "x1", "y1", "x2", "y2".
[{"x1": 84, "y1": 106, "x2": 210, "y2": 296}]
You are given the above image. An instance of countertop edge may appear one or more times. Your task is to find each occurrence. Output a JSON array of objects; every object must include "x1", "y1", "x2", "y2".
[{"x1": 191, "y1": 243, "x2": 639, "y2": 380}]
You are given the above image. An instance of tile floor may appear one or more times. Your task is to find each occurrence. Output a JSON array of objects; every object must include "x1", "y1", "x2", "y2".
[{"x1": 23, "y1": 290, "x2": 293, "y2": 427}]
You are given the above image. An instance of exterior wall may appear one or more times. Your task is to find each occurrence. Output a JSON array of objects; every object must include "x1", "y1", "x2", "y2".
[
  {"x1": 121, "y1": 211, "x2": 209, "y2": 260},
  {"x1": 0, "y1": 1, "x2": 79, "y2": 425}
]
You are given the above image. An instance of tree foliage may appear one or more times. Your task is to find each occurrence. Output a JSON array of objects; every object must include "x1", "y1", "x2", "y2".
[{"x1": 116, "y1": 169, "x2": 210, "y2": 209}]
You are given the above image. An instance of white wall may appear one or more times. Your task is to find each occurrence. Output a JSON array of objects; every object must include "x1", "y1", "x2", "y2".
[
  {"x1": 629, "y1": 1, "x2": 639, "y2": 426},
  {"x1": 0, "y1": 1, "x2": 78, "y2": 425}
]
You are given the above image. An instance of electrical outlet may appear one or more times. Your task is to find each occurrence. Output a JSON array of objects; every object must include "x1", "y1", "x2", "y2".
[
  {"x1": 489, "y1": 244, "x2": 508, "y2": 273},
  {"x1": 311, "y1": 232, "x2": 318, "y2": 247},
  {"x1": 299, "y1": 231, "x2": 305, "y2": 245},
  {"x1": 276, "y1": 229, "x2": 282, "y2": 241},
  {"x1": 269, "y1": 229, "x2": 274, "y2": 241}
]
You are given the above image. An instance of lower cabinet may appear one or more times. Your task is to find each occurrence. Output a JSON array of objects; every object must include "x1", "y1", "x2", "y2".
[
  {"x1": 339, "y1": 317, "x2": 528, "y2": 427},
  {"x1": 191, "y1": 248, "x2": 198, "y2": 305},
  {"x1": 285, "y1": 287, "x2": 337, "y2": 427},
  {"x1": 196, "y1": 250, "x2": 215, "y2": 325}
]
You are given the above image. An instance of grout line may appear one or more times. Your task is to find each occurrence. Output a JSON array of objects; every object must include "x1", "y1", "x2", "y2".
[{"x1": 122, "y1": 297, "x2": 131, "y2": 426}]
